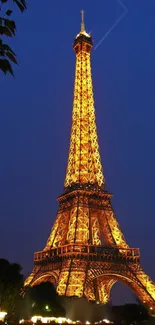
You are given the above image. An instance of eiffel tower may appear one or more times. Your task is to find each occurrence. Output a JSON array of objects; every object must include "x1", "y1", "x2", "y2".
[{"x1": 25, "y1": 11, "x2": 155, "y2": 315}]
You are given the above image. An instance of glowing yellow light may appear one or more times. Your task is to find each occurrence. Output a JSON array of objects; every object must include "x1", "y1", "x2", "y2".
[
  {"x1": 103, "y1": 320, "x2": 111, "y2": 324},
  {"x1": 0, "y1": 312, "x2": 7, "y2": 321},
  {"x1": 64, "y1": 32, "x2": 104, "y2": 189},
  {"x1": 31, "y1": 316, "x2": 76, "y2": 324},
  {"x1": 31, "y1": 316, "x2": 42, "y2": 323}
]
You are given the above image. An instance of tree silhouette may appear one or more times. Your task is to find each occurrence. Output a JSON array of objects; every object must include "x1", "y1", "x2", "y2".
[
  {"x1": 0, "y1": 259, "x2": 23, "y2": 317},
  {"x1": 22, "y1": 282, "x2": 65, "y2": 319},
  {"x1": 0, "y1": 0, "x2": 26, "y2": 76}
]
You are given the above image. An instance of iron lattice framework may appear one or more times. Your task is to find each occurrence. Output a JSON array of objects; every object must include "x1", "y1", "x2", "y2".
[{"x1": 25, "y1": 12, "x2": 155, "y2": 315}]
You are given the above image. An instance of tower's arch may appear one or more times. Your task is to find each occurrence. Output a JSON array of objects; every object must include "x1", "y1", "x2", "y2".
[
  {"x1": 31, "y1": 271, "x2": 59, "y2": 286},
  {"x1": 25, "y1": 269, "x2": 59, "y2": 287},
  {"x1": 85, "y1": 270, "x2": 155, "y2": 314}
]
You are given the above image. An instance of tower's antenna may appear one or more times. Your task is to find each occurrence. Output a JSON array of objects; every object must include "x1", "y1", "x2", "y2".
[{"x1": 81, "y1": 10, "x2": 85, "y2": 32}]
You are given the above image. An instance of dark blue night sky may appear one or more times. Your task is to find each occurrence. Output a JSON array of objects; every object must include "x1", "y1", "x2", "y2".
[{"x1": 0, "y1": 0, "x2": 155, "y2": 305}]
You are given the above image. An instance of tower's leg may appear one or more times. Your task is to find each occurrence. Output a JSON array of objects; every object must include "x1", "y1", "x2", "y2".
[
  {"x1": 24, "y1": 266, "x2": 41, "y2": 286},
  {"x1": 84, "y1": 282, "x2": 96, "y2": 301},
  {"x1": 129, "y1": 267, "x2": 155, "y2": 313},
  {"x1": 56, "y1": 259, "x2": 87, "y2": 298},
  {"x1": 96, "y1": 277, "x2": 116, "y2": 304},
  {"x1": 93, "y1": 264, "x2": 155, "y2": 313}
]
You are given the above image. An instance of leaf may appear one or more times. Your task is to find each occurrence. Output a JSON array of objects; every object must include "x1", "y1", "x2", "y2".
[
  {"x1": 6, "y1": 51, "x2": 18, "y2": 64},
  {"x1": 6, "y1": 10, "x2": 13, "y2": 16},
  {"x1": 5, "y1": 19, "x2": 16, "y2": 30},
  {"x1": 20, "y1": 0, "x2": 27, "y2": 10},
  {"x1": 13, "y1": 0, "x2": 26, "y2": 12},
  {"x1": 0, "y1": 50, "x2": 5, "y2": 57},
  {"x1": 0, "y1": 58, "x2": 14, "y2": 75},
  {"x1": 0, "y1": 26, "x2": 12, "y2": 37},
  {"x1": 0, "y1": 43, "x2": 16, "y2": 55},
  {"x1": 4, "y1": 19, "x2": 16, "y2": 35}
]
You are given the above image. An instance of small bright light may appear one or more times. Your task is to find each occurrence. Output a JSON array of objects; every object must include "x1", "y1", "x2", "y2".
[
  {"x1": 85, "y1": 321, "x2": 90, "y2": 324},
  {"x1": 150, "y1": 307, "x2": 153, "y2": 310},
  {"x1": 58, "y1": 317, "x2": 65, "y2": 324},
  {"x1": 45, "y1": 305, "x2": 49, "y2": 310},
  {"x1": 96, "y1": 301, "x2": 100, "y2": 304},
  {"x1": 103, "y1": 319, "x2": 110, "y2": 324},
  {"x1": 19, "y1": 320, "x2": 24, "y2": 324},
  {"x1": 0, "y1": 312, "x2": 7, "y2": 321},
  {"x1": 31, "y1": 316, "x2": 42, "y2": 324},
  {"x1": 31, "y1": 316, "x2": 76, "y2": 324}
]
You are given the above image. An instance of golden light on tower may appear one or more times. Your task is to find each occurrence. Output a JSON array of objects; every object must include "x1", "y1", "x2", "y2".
[
  {"x1": 65, "y1": 10, "x2": 104, "y2": 188},
  {"x1": 25, "y1": 11, "x2": 155, "y2": 315}
]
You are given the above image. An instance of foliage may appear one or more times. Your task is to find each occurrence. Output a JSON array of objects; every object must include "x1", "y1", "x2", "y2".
[
  {"x1": 111, "y1": 304, "x2": 149, "y2": 323},
  {"x1": 0, "y1": 258, "x2": 23, "y2": 317},
  {"x1": 0, "y1": 0, "x2": 27, "y2": 76},
  {"x1": 21, "y1": 282, "x2": 66, "y2": 319}
]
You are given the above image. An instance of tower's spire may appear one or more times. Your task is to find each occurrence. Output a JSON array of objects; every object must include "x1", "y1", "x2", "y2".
[{"x1": 81, "y1": 10, "x2": 85, "y2": 32}]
